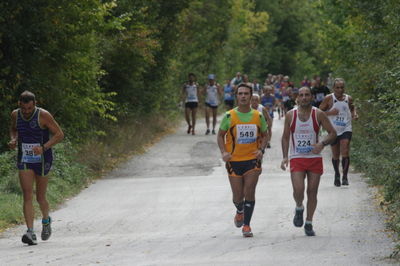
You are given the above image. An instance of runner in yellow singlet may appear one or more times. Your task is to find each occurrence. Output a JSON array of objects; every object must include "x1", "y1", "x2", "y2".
[{"x1": 217, "y1": 84, "x2": 268, "y2": 237}]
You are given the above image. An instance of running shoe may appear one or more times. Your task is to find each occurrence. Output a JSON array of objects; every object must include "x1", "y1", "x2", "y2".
[
  {"x1": 192, "y1": 129, "x2": 195, "y2": 135},
  {"x1": 334, "y1": 174, "x2": 341, "y2": 187},
  {"x1": 242, "y1": 225, "x2": 253, "y2": 237},
  {"x1": 267, "y1": 143, "x2": 271, "y2": 148},
  {"x1": 41, "y1": 216, "x2": 52, "y2": 241},
  {"x1": 304, "y1": 223, "x2": 315, "y2": 236},
  {"x1": 187, "y1": 125, "x2": 192, "y2": 134},
  {"x1": 234, "y1": 212, "x2": 244, "y2": 228},
  {"x1": 205, "y1": 129, "x2": 210, "y2": 135},
  {"x1": 293, "y1": 207, "x2": 304, "y2": 227},
  {"x1": 22, "y1": 231, "x2": 37, "y2": 245},
  {"x1": 342, "y1": 177, "x2": 349, "y2": 186},
  {"x1": 212, "y1": 129, "x2": 216, "y2": 135}
]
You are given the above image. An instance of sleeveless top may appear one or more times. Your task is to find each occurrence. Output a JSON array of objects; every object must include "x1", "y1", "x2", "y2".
[
  {"x1": 261, "y1": 95, "x2": 275, "y2": 116},
  {"x1": 224, "y1": 84, "x2": 234, "y2": 101},
  {"x1": 184, "y1": 83, "x2": 198, "y2": 103},
  {"x1": 205, "y1": 84, "x2": 219, "y2": 106},
  {"x1": 17, "y1": 108, "x2": 52, "y2": 164},
  {"x1": 329, "y1": 93, "x2": 352, "y2": 136},
  {"x1": 225, "y1": 109, "x2": 262, "y2": 161},
  {"x1": 289, "y1": 107, "x2": 321, "y2": 159},
  {"x1": 256, "y1": 104, "x2": 264, "y2": 113}
]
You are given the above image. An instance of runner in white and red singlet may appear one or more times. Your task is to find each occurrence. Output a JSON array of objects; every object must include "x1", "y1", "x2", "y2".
[{"x1": 281, "y1": 87, "x2": 336, "y2": 236}]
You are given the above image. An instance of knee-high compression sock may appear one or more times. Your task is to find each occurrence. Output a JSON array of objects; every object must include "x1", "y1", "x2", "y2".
[
  {"x1": 243, "y1": 200, "x2": 255, "y2": 226},
  {"x1": 233, "y1": 201, "x2": 244, "y2": 214},
  {"x1": 342, "y1": 157, "x2": 350, "y2": 178},
  {"x1": 332, "y1": 159, "x2": 340, "y2": 176}
]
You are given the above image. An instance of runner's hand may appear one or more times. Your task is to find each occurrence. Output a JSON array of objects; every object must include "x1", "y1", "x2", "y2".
[
  {"x1": 8, "y1": 139, "x2": 17, "y2": 150},
  {"x1": 311, "y1": 142, "x2": 324, "y2": 154},
  {"x1": 328, "y1": 108, "x2": 339, "y2": 116},
  {"x1": 281, "y1": 158, "x2": 288, "y2": 171},
  {"x1": 253, "y1": 150, "x2": 263, "y2": 161},
  {"x1": 32, "y1": 146, "x2": 44, "y2": 155},
  {"x1": 221, "y1": 151, "x2": 232, "y2": 162}
]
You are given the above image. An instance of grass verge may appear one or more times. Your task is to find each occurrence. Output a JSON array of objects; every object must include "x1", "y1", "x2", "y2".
[{"x1": 0, "y1": 113, "x2": 179, "y2": 232}]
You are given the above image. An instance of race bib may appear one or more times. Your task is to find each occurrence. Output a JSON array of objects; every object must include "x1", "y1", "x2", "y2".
[
  {"x1": 237, "y1": 124, "x2": 257, "y2": 144},
  {"x1": 334, "y1": 115, "x2": 346, "y2": 127},
  {"x1": 225, "y1": 92, "x2": 232, "y2": 99},
  {"x1": 294, "y1": 134, "x2": 313, "y2": 154},
  {"x1": 21, "y1": 143, "x2": 42, "y2": 163},
  {"x1": 187, "y1": 91, "x2": 197, "y2": 101},
  {"x1": 316, "y1": 93, "x2": 325, "y2": 102}
]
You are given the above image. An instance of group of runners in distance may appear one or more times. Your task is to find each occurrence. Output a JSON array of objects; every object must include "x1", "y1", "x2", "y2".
[
  {"x1": 184, "y1": 72, "x2": 357, "y2": 237},
  {"x1": 8, "y1": 72, "x2": 355, "y2": 246}
]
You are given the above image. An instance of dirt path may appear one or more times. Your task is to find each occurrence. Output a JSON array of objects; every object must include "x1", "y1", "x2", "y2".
[{"x1": 0, "y1": 114, "x2": 396, "y2": 265}]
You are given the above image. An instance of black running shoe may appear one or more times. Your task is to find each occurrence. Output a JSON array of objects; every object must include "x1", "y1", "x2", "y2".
[
  {"x1": 267, "y1": 143, "x2": 271, "y2": 148},
  {"x1": 41, "y1": 216, "x2": 52, "y2": 241},
  {"x1": 212, "y1": 129, "x2": 216, "y2": 135},
  {"x1": 334, "y1": 174, "x2": 341, "y2": 187},
  {"x1": 22, "y1": 231, "x2": 37, "y2": 245},
  {"x1": 205, "y1": 129, "x2": 210, "y2": 135},
  {"x1": 342, "y1": 177, "x2": 349, "y2": 186},
  {"x1": 293, "y1": 208, "x2": 304, "y2": 227},
  {"x1": 304, "y1": 223, "x2": 315, "y2": 236}
]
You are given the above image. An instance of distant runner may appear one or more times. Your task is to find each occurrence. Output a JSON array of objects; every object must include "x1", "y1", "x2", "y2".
[
  {"x1": 319, "y1": 78, "x2": 358, "y2": 186},
  {"x1": 204, "y1": 74, "x2": 221, "y2": 135},
  {"x1": 223, "y1": 79, "x2": 235, "y2": 110},
  {"x1": 182, "y1": 73, "x2": 199, "y2": 135}
]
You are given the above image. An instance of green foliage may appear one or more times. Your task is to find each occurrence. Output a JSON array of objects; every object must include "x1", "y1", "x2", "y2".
[
  {"x1": 315, "y1": 0, "x2": 400, "y2": 245},
  {"x1": 0, "y1": 0, "x2": 116, "y2": 147},
  {"x1": 0, "y1": 141, "x2": 90, "y2": 229}
]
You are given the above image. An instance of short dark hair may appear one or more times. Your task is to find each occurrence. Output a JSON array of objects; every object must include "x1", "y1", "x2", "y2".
[
  {"x1": 19, "y1": 90, "x2": 36, "y2": 103},
  {"x1": 188, "y1": 73, "x2": 196, "y2": 78},
  {"x1": 235, "y1": 83, "x2": 253, "y2": 95}
]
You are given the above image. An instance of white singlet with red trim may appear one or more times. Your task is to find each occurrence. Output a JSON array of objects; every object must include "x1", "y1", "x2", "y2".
[
  {"x1": 289, "y1": 107, "x2": 321, "y2": 159},
  {"x1": 257, "y1": 104, "x2": 264, "y2": 113},
  {"x1": 329, "y1": 93, "x2": 352, "y2": 136}
]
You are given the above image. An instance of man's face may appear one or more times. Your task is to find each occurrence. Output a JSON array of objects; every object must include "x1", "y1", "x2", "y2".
[
  {"x1": 189, "y1": 75, "x2": 195, "y2": 82},
  {"x1": 250, "y1": 97, "x2": 259, "y2": 109},
  {"x1": 209, "y1": 79, "x2": 215, "y2": 85},
  {"x1": 19, "y1": 101, "x2": 36, "y2": 119},
  {"x1": 297, "y1": 88, "x2": 312, "y2": 107},
  {"x1": 236, "y1": 87, "x2": 252, "y2": 106},
  {"x1": 333, "y1": 81, "x2": 345, "y2": 97}
]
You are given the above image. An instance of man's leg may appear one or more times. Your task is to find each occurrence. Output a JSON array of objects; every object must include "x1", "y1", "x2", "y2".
[
  {"x1": 331, "y1": 142, "x2": 341, "y2": 186},
  {"x1": 191, "y1": 108, "x2": 197, "y2": 135},
  {"x1": 36, "y1": 174, "x2": 52, "y2": 241},
  {"x1": 304, "y1": 171, "x2": 321, "y2": 236},
  {"x1": 305, "y1": 172, "x2": 321, "y2": 222},
  {"x1": 212, "y1": 108, "x2": 218, "y2": 133},
  {"x1": 19, "y1": 170, "x2": 35, "y2": 229},
  {"x1": 185, "y1": 107, "x2": 191, "y2": 133},
  {"x1": 229, "y1": 176, "x2": 244, "y2": 209},
  {"x1": 35, "y1": 175, "x2": 50, "y2": 220},
  {"x1": 291, "y1": 171, "x2": 306, "y2": 227},
  {"x1": 340, "y1": 138, "x2": 351, "y2": 185},
  {"x1": 205, "y1": 107, "x2": 210, "y2": 134},
  {"x1": 291, "y1": 171, "x2": 306, "y2": 207},
  {"x1": 242, "y1": 170, "x2": 260, "y2": 226},
  {"x1": 229, "y1": 175, "x2": 245, "y2": 228},
  {"x1": 19, "y1": 170, "x2": 38, "y2": 245}
]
